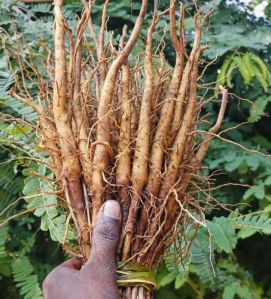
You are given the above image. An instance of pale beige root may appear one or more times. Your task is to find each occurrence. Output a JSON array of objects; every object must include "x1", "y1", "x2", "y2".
[
  {"x1": 82, "y1": 0, "x2": 109, "y2": 94},
  {"x1": 82, "y1": 0, "x2": 98, "y2": 48},
  {"x1": 97, "y1": 0, "x2": 110, "y2": 90},
  {"x1": 91, "y1": 0, "x2": 149, "y2": 223},
  {"x1": 134, "y1": 2, "x2": 185, "y2": 254},
  {"x1": 142, "y1": 47, "x2": 202, "y2": 262},
  {"x1": 161, "y1": 65, "x2": 200, "y2": 217},
  {"x1": 116, "y1": 68, "x2": 132, "y2": 255},
  {"x1": 131, "y1": 91, "x2": 139, "y2": 143},
  {"x1": 170, "y1": 12, "x2": 203, "y2": 143},
  {"x1": 125, "y1": 287, "x2": 132, "y2": 299},
  {"x1": 131, "y1": 287, "x2": 139, "y2": 299},
  {"x1": 150, "y1": 53, "x2": 167, "y2": 112},
  {"x1": 166, "y1": 87, "x2": 228, "y2": 220},
  {"x1": 120, "y1": 286, "x2": 152, "y2": 299},
  {"x1": 147, "y1": 0, "x2": 185, "y2": 197},
  {"x1": 116, "y1": 28, "x2": 131, "y2": 225},
  {"x1": 71, "y1": 12, "x2": 93, "y2": 194},
  {"x1": 53, "y1": 0, "x2": 90, "y2": 258},
  {"x1": 121, "y1": 4, "x2": 169, "y2": 259},
  {"x1": 82, "y1": 0, "x2": 102, "y2": 102},
  {"x1": 37, "y1": 114, "x2": 63, "y2": 179},
  {"x1": 162, "y1": 127, "x2": 196, "y2": 232},
  {"x1": 122, "y1": 17, "x2": 155, "y2": 260},
  {"x1": 149, "y1": 87, "x2": 228, "y2": 266},
  {"x1": 150, "y1": 12, "x2": 211, "y2": 222},
  {"x1": 194, "y1": 87, "x2": 228, "y2": 162},
  {"x1": 160, "y1": 48, "x2": 202, "y2": 211},
  {"x1": 65, "y1": 22, "x2": 75, "y2": 100}
]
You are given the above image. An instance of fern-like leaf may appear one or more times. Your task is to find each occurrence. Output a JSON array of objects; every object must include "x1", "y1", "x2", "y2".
[
  {"x1": 3, "y1": 96, "x2": 38, "y2": 122},
  {"x1": 223, "y1": 282, "x2": 252, "y2": 299},
  {"x1": 229, "y1": 213, "x2": 271, "y2": 239},
  {"x1": 216, "y1": 52, "x2": 271, "y2": 93},
  {"x1": 11, "y1": 256, "x2": 42, "y2": 299},
  {"x1": 234, "y1": 56, "x2": 251, "y2": 84},
  {"x1": 226, "y1": 60, "x2": 237, "y2": 88},
  {"x1": 0, "y1": 226, "x2": 8, "y2": 258},
  {"x1": 0, "y1": 160, "x2": 23, "y2": 216},
  {"x1": 165, "y1": 244, "x2": 191, "y2": 279},
  {"x1": 248, "y1": 95, "x2": 271, "y2": 123},
  {"x1": 249, "y1": 53, "x2": 269, "y2": 82},
  {"x1": 190, "y1": 229, "x2": 215, "y2": 285},
  {"x1": 23, "y1": 166, "x2": 73, "y2": 243},
  {"x1": 0, "y1": 226, "x2": 11, "y2": 278},
  {"x1": 250, "y1": 62, "x2": 269, "y2": 92},
  {"x1": 207, "y1": 217, "x2": 237, "y2": 253},
  {"x1": 216, "y1": 56, "x2": 233, "y2": 89}
]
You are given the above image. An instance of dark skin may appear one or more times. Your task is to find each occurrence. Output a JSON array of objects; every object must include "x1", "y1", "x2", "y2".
[{"x1": 43, "y1": 200, "x2": 122, "y2": 299}]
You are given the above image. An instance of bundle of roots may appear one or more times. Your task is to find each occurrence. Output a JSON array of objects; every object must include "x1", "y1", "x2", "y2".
[{"x1": 7, "y1": 0, "x2": 228, "y2": 297}]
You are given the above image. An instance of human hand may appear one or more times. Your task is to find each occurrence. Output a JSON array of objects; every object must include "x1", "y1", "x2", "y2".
[{"x1": 43, "y1": 200, "x2": 122, "y2": 299}]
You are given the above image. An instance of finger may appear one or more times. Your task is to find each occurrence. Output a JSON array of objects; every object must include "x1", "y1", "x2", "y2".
[
  {"x1": 61, "y1": 257, "x2": 83, "y2": 270},
  {"x1": 87, "y1": 200, "x2": 122, "y2": 265}
]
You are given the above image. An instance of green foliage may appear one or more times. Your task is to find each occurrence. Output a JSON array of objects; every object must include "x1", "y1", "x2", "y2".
[
  {"x1": 207, "y1": 217, "x2": 237, "y2": 253},
  {"x1": 0, "y1": 226, "x2": 11, "y2": 278},
  {"x1": 11, "y1": 256, "x2": 42, "y2": 299},
  {"x1": 202, "y1": 0, "x2": 271, "y2": 59},
  {"x1": 216, "y1": 259, "x2": 263, "y2": 299},
  {"x1": 0, "y1": 151, "x2": 65, "y2": 298},
  {"x1": 190, "y1": 229, "x2": 215, "y2": 285},
  {"x1": 230, "y1": 213, "x2": 271, "y2": 239},
  {"x1": 22, "y1": 166, "x2": 73, "y2": 243},
  {"x1": 1, "y1": 0, "x2": 271, "y2": 298},
  {"x1": 0, "y1": 161, "x2": 23, "y2": 212},
  {"x1": 189, "y1": 213, "x2": 269, "y2": 284},
  {"x1": 216, "y1": 52, "x2": 271, "y2": 92},
  {"x1": 248, "y1": 95, "x2": 271, "y2": 123},
  {"x1": 215, "y1": 51, "x2": 271, "y2": 123},
  {"x1": 156, "y1": 265, "x2": 177, "y2": 289},
  {"x1": 222, "y1": 281, "x2": 255, "y2": 299},
  {"x1": 0, "y1": 226, "x2": 9, "y2": 258},
  {"x1": 161, "y1": 209, "x2": 271, "y2": 297},
  {"x1": 206, "y1": 137, "x2": 271, "y2": 210},
  {"x1": 1, "y1": 97, "x2": 37, "y2": 123}
]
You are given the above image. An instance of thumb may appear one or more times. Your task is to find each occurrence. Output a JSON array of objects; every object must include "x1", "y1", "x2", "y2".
[{"x1": 88, "y1": 200, "x2": 122, "y2": 265}]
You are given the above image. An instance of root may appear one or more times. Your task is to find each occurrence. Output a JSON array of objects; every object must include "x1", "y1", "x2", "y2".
[
  {"x1": 162, "y1": 86, "x2": 228, "y2": 244},
  {"x1": 117, "y1": 64, "x2": 131, "y2": 223},
  {"x1": 134, "y1": 2, "x2": 186, "y2": 253},
  {"x1": 10, "y1": 1, "x2": 231, "y2": 291},
  {"x1": 72, "y1": 40, "x2": 92, "y2": 190},
  {"x1": 97, "y1": 0, "x2": 110, "y2": 89},
  {"x1": 122, "y1": 11, "x2": 157, "y2": 260},
  {"x1": 91, "y1": 0, "x2": 148, "y2": 223},
  {"x1": 53, "y1": 0, "x2": 90, "y2": 258}
]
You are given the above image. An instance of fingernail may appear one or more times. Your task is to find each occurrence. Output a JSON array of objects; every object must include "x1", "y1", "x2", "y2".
[{"x1": 103, "y1": 200, "x2": 121, "y2": 220}]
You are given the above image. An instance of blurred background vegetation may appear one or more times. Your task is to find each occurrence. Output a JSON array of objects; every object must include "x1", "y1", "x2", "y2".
[{"x1": 0, "y1": 0, "x2": 271, "y2": 298}]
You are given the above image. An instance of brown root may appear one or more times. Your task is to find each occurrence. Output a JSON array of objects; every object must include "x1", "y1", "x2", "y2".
[
  {"x1": 9, "y1": 1, "x2": 229, "y2": 295},
  {"x1": 122, "y1": 11, "x2": 157, "y2": 260},
  {"x1": 53, "y1": 0, "x2": 90, "y2": 258},
  {"x1": 91, "y1": 0, "x2": 149, "y2": 223}
]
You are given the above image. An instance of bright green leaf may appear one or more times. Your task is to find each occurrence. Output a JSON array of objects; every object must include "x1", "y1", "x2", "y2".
[{"x1": 207, "y1": 217, "x2": 237, "y2": 253}]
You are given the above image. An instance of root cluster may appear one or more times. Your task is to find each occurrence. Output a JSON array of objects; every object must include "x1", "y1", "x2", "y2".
[{"x1": 4, "y1": 0, "x2": 228, "y2": 296}]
